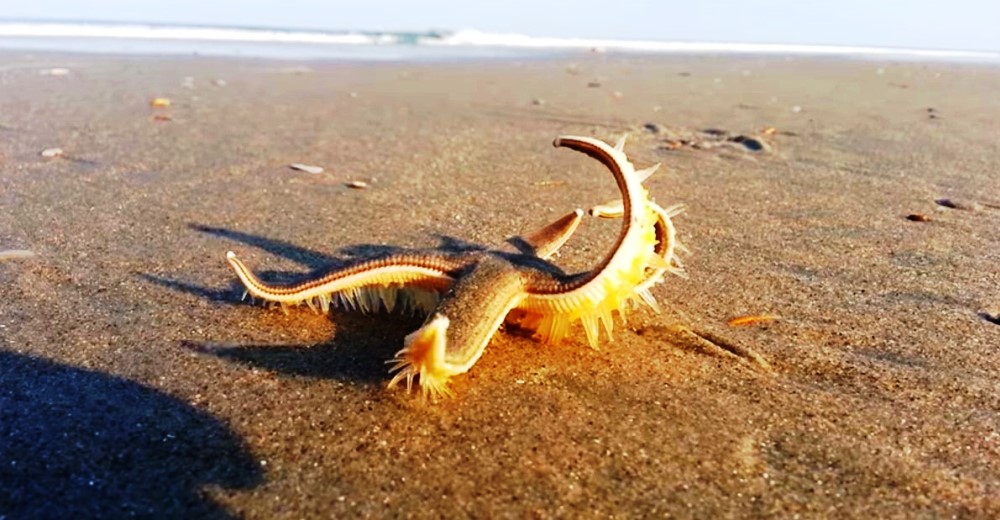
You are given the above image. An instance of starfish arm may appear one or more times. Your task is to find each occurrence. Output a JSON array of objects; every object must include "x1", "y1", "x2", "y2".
[
  {"x1": 226, "y1": 251, "x2": 465, "y2": 314},
  {"x1": 507, "y1": 208, "x2": 584, "y2": 259},
  {"x1": 388, "y1": 255, "x2": 526, "y2": 399}
]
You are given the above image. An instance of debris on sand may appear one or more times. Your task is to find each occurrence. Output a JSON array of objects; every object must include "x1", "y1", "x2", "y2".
[
  {"x1": 40, "y1": 148, "x2": 63, "y2": 158},
  {"x1": 728, "y1": 315, "x2": 778, "y2": 327},
  {"x1": 729, "y1": 135, "x2": 770, "y2": 152},
  {"x1": 290, "y1": 163, "x2": 324, "y2": 174},
  {"x1": 638, "y1": 123, "x2": 778, "y2": 154},
  {"x1": 935, "y1": 198, "x2": 982, "y2": 211},
  {"x1": 978, "y1": 310, "x2": 1000, "y2": 326}
]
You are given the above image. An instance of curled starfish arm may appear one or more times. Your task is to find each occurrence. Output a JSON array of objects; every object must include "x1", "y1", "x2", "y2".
[
  {"x1": 225, "y1": 251, "x2": 465, "y2": 314},
  {"x1": 388, "y1": 255, "x2": 526, "y2": 399},
  {"x1": 514, "y1": 136, "x2": 666, "y2": 347}
]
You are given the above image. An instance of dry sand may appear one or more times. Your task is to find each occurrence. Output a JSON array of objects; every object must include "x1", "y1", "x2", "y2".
[{"x1": 1, "y1": 51, "x2": 999, "y2": 518}]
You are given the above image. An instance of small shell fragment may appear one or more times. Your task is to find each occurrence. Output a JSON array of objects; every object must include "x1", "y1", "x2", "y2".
[
  {"x1": 906, "y1": 213, "x2": 931, "y2": 222},
  {"x1": 727, "y1": 315, "x2": 778, "y2": 327},
  {"x1": 0, "y1": 249, "x2": 36, "y2": 261},
  {"x1": 289, "y1": 163, "x2": 324, "y2": 174},
  {"x1": 761, "y1": 126, "x2": 778, "y2": 135},
  {"x1": 40, "y1": 148, "x2": 63, "y2": 158},
  {"x1": 150, "y1": 97, "x2": 171, "y2": 108},
  {"x1": 345, "y1": 180, "x2": 369, "y2": 189},
  {"x1": 40, "y1": 68, "x2": 70, "y2": 76}
]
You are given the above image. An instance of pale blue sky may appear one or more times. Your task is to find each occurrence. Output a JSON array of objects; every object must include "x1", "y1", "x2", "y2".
[{"x1": 3, "y1": 0, "x2": 998, "y2": 51}]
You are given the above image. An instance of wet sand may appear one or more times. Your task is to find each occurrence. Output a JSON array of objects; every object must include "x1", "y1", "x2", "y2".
[{"x1": 1, "y1": 51, "x2": 999, "y2": 517}]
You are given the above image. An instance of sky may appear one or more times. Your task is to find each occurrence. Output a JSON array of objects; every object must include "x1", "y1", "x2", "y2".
[{"x1": 2, "y1": 0, "x2": 999, "y2": 52}]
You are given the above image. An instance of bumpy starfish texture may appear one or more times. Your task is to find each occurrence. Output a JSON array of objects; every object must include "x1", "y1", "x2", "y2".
[{"x1": 225, "y1": 136, "x2": 683, "y2": 399}]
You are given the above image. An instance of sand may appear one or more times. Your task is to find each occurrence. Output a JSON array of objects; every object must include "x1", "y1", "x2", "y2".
[{"x1": 1, "y1": 51, "x2": 999, "y2": 518}]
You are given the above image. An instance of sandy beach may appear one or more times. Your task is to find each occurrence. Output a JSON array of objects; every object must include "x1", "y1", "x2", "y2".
[{"x1": 1, "y1": 51, "x2": 999, "y2": 517}]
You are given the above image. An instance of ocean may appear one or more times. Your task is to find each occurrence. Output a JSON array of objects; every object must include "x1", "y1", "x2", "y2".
[{"x1": 0, "y1": 20, "x2": 997, "y2": 62}]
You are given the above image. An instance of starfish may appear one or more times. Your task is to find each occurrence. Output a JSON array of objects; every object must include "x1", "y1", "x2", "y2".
[{"x1": 225, "y1": 136, "x2": 684, "y2": 398}]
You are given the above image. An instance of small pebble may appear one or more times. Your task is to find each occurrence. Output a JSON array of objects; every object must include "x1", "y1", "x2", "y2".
[
  {"x1": 935, "y1": 198, "x2": 981, "y2": 211},
  {"x1": 791, "y1": 105, "x2": 803, "y2": 113},
  {"x1": 587, "y1": 81, "x2": 601, "y2": 88},
  {"x1": 40, "y1": 68, "x2": 70, "y2": 76},
  {"x1": 150, "y1": 97, "x2": 171, "y2": 108},
  {"x1": 289, "y1": 163, "x2": 324, "y2": 174},
  {"x1": 531, "y1": 98, "x2": 545, "y2": 106},
  {"x1": 906, "y1": 213, "x2": 931, "y2": 222},
  {"x1": 729, "y1": 135, "x2": 769, "y2": 152},
  {"x1": 643, "y1": 123, "x2": 665, "y2": 134},
  {"x1": 979, "y1": 310, "x2": 1000, "y2": 326},
  {"x1": 345, "y1": 180, "x2": 369, "y2": 189},
  {"x1": 40, "y1": 148, "x2": 63, "y2": 158},
  {"x1": 213, "y1": 79, "x2": 227, "y2": 87}
]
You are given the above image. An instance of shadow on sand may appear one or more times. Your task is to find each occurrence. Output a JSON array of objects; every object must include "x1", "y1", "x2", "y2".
[
  {"x1": 182, "y1": 312, "x2": 424, "y2": 384},
  {"x1": 0, "y1": 351, "x2": 262, "y2": 518}
]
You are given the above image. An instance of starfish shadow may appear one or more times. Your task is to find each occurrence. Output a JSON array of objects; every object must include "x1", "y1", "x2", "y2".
[
  {"x1": 182, "y1": 312, "x2": 426, "y2": 383},
  {"x1": 0, "y1": 351, "x2": 262, "y2": 518},
  {"x1": 188, "y1": 224, "x2": 338, "y2": 269},
  {"x1": 137, "y1": 272, "x2": 244, "y2": 305}
]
